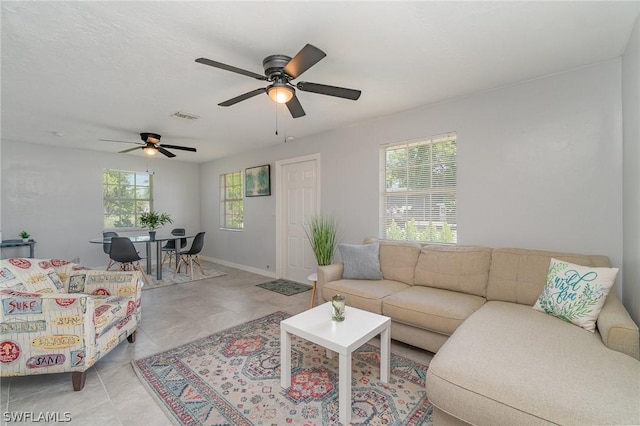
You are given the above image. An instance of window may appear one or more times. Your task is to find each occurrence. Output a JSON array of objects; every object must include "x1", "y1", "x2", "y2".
[
  {"x1": 103, "y1": 169, "x2": 152, "y2": 228},
  {"x1": 381, "y1": 133, "x2": 457, "y2": 243},
  {"x1": 220, "y1": 171, "x2": 243, "y2": 230}
]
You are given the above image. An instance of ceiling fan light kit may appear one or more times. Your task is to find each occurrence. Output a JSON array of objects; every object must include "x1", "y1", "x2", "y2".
[
  {"x1": 195, "y1": 43, "x2": 361, "y2": 119},
  {"x1": 267, "y1": 83, "x2": 294, "y2": 104},
  {"x1": 142, "y1": 146, "x2": 158, "y2": 156}
]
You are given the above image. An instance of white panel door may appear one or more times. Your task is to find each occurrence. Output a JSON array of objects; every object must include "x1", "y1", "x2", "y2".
[{"x1": 282, "y1": 158, "x2": 318, "y2": 283}]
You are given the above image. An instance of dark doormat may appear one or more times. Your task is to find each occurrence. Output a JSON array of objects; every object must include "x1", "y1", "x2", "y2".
[{"x1": 257, "y1": 279, "x2": 312, "y2": 296}]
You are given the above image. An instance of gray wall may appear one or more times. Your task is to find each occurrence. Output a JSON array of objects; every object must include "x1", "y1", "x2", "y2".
[
  {"x1": 201, "y1": 59, "x2": 632, "y2": 317},
  {"x1": 623, "y1": 14, "x2": 640, "y2": 325},
  {"x1": 0, "y1": 142, "x2": 200, "y2": 267},
  {"x1": 1, "y1": 57, "x2": 636, "y2": 323}
]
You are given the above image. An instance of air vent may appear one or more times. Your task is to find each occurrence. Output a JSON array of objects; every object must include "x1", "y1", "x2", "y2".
[{"x1": 171, "y1": 111, "x2": 200, "y2": 120}]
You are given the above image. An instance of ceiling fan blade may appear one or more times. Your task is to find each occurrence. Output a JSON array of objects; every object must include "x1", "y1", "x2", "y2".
[
  {"x1": 286, "y1": 95, "x2": 306, "y2": 118},
  {"x1": 118, "y1": 146, "x2": 141, "y2": 154},
  {"x1": 195, "y1": 58, "x2": 267, "y2": 81},
  {"x1": 161, "y1": 144, "x2": 197, "y2": 152},
  {"x1": 157, "y1": 147, "x2": 176, "y2": 158},
  {"x1": 100, "y1": 138, "x2": 144, "y2": 145},
  {"x1": 219, "y1": 88, "x2": 267, "y2": 106},
  {"x1": 283, "y1": 44, "x2": 326, "y2": 79},
  {"x1": 296, "y1": 81, "x2": 361, "y2": 100}
]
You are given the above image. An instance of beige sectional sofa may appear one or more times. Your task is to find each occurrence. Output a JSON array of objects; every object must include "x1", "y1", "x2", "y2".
[{"x1": 317, "y1": 240, "x2": 640, "y2": 425}]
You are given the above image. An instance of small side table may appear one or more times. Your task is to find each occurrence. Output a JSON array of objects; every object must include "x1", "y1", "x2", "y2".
[
  {"x1": 0, "y1": 239, "x2": 37, "y2": 258},
  {"x1": 307, "y1": 273, "x2": 318, "y2": 309},
  {"x1": 280, "y1": 302, "x2": 391, "y2": 425}
]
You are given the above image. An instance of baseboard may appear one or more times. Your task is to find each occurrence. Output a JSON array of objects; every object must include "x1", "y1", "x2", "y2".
[{"x1": 200, "y1": 256, "x2": 276, "y2": 279}]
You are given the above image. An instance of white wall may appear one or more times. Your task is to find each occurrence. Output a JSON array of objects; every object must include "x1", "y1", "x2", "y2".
[
  {"x1": 1, "y1": 141, "x2": 201, "y2": 267},
  {"x1": 201, "y1": 59, "x2": 627, "y2": 304},
  {"x1": 623, "y1": 13, "x2": 640, "y2": 325}
]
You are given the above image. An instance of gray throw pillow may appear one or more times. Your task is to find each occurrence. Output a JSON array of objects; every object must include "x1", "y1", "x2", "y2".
[{"x1": 339, "y1": 242, "x2": 383, "y2": 280}]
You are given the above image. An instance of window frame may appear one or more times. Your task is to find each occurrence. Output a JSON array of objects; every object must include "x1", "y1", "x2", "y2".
[
  {"x1": 102, "y1": 169, "x2": 153, "y2": 230},
  {"x1": 380, "y1": 132, "x2": 457, "y2": 244},
  {"x1": 219, "y1": 170, "x2": 244, "y2": 231}
]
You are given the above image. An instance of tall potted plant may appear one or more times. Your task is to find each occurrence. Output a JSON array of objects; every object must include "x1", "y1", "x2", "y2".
[
  {"x1": 305, "y1": 214, "x2": 338, "y2": 266},
  {"x1": 139, "y1": 210, "x2": 173, "y2": 240}
]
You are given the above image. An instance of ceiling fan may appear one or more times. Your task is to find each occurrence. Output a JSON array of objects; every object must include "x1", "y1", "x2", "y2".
[
  {"x1": 195, "y1": 44, "x2": 361, "y2": 118},
  {"x1": 99, "y1": 132, "x2": 197, "y2": 158}
]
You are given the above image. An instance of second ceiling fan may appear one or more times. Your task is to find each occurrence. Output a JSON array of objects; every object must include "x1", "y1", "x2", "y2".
[
  {"x1": 100, "y1": 133, "x2": 196, "y2": 158},
  {"x1": 195, "y1": 44, "x2": 361, "y2": 118}
]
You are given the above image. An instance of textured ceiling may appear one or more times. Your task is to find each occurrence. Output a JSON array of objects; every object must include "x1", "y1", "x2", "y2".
[{"x1": 2, "y1": 1, "x2": 639, "y2": 163}]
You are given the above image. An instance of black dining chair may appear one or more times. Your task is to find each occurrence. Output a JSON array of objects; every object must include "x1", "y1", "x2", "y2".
[
  {"x1": 109, "y1": 237, "x2": 149, "y2": 285},
  {"x1": 174, "y1": 232, "x2": 206, "y2": 280},
  {"x1": 161, "y1": 228, "x2": 187, "y2": 267},
  {"x1": 103, "y1": 231, "x2": 119, "y2": 271}
]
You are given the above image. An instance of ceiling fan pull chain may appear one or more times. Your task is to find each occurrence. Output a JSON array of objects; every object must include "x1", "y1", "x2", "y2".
[{"x1": 275, "y1": 101, "x2": 279, "y2": 136}]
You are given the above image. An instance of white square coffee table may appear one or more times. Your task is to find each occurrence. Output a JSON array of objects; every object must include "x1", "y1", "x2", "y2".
[{"x1": 280, "y1": 302, "x2": 391, "y2": 425}]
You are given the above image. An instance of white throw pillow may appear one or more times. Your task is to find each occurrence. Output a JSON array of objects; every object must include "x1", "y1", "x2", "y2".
[
  {"x1": 338, "y1": 242, "x2": 383, "y2": 280},
  {"x1": 533, "y1": 258, "x2": 618, "y2": 332}
]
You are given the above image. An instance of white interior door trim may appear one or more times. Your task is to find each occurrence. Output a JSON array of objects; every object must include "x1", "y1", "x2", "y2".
[{"x1": 275, "y1": 153, "x2": 321, "y2": 279}]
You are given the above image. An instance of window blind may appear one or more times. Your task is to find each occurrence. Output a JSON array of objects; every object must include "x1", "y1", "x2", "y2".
[
  {"x1": 220, "y1": 171, "x2": 244, "y2": 230},
  {"x1": 380, "y1": 133, "x2": 457, "y2": 243}
]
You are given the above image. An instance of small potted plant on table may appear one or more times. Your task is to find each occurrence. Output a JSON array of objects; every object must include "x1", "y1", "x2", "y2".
[
  {"x1": 139, "y1": 211, "x2": 173, "y2": 240},
  {"x1": 20, "y1": 231, "x2": 30, "y2": 242}
]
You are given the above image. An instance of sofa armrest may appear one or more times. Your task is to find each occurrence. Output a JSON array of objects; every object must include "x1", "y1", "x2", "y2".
[
  {"x1": 69, "y1": 270, "x2": 144, "y2": 299},
  {"x1": 0, "y1": 290, "x2": 97, "y2": 375},
  {"x1": 597, "y1": 292, "x2": 640, "y2": 360},
  {"x1": 317, "y1": 263, "x2": 344, "y2": 303}
]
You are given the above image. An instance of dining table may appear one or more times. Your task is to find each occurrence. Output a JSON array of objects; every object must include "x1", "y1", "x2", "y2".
[{"x1": 89, "y1": 233, "x2": 196, "y2": 280}]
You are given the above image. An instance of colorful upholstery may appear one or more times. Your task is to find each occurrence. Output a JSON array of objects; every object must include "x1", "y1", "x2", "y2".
[{"x1": 0, "y1": 258, "x2": 142, "y2": 391}]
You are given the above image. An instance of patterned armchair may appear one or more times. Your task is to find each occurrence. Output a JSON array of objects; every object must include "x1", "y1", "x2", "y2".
[{"x1": 0, "y1": 258, "x2": 142, "y2": 391}]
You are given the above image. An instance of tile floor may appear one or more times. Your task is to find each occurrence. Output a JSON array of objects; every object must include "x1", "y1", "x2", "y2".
[{"x1": 1, "y1": 263, "x2": 433, "y2": 425}]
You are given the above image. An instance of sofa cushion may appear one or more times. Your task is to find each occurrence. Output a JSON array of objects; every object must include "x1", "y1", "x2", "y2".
[
  {"x1": 50, "y1": 259, "x2": 91, "y2": 292},
  {"x1": 383, "y1": 286, "x2": 485, "y2": 335},
  {"x1": 533, "y1": 258, "x2": 617, "y2": 332},
  {"x1": 322, "y1": 279, "x2": 409, "y2": 314},
  {"x1": 487, "y1": 248, "x2": 610, "y2": 305},
  {"x1": 338, "y1": 242, "x2": 383, "y2": 280},
  {"x1": 426, "y1": 301, "x2": 640, "y2": 425},
  {"x1": 377, "y1": 240, "x2": 422, "y2": 285},
  {"x1": 413, "y1": 245, "x2": 492, "y2": 297},
  {"x1": 0, "y1": 258, "x2": 63, "y2": 293}
]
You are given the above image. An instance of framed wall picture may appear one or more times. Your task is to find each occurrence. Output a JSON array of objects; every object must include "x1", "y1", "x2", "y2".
[{"x1": 245, "y1": 164, "x2": 271, "y2": 197}]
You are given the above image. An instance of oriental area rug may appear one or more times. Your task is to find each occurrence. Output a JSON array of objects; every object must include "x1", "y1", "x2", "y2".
[
  {"x1": 132, "y1": 311, "x2": 432, "y2": 425},
  {"x1": 256, "y1": 278, "x2": 312, "y2": 296}
]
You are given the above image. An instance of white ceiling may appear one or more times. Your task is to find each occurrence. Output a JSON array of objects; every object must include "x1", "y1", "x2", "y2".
[{"x1": 2, "y1": 1, "x2": 639, "y2": 163}]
